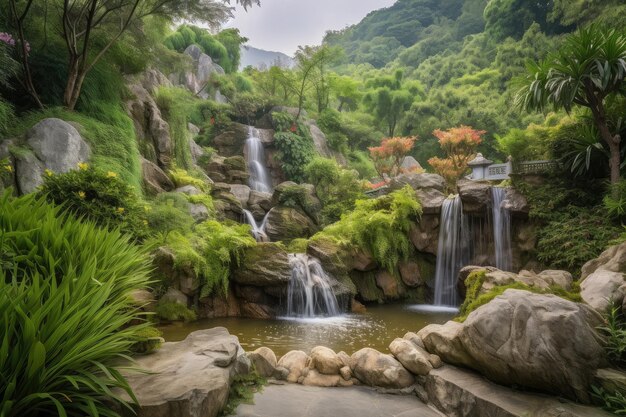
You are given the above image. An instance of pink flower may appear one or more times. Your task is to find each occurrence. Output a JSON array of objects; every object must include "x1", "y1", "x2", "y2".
[{"x1": 0, "y1": 33, "x2": 15, "y2": 47}]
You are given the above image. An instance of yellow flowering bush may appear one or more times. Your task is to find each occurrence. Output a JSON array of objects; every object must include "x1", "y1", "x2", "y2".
[{"x1": 38, "y1": 165, "x2": 148, "y2": 239}]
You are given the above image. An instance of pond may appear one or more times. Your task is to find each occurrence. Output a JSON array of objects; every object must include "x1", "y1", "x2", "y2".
[{"x1": 158, "y1": 304, "x2": 457, "y2": 356}]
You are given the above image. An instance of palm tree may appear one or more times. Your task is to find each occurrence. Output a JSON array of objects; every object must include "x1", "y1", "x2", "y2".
[{"x1": 515, "y1": 26, "x2": 626, "y2": 186}]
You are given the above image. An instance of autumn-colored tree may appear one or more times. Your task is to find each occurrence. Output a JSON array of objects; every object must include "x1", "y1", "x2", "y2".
[
  {"x1": 368, "y1": 136, "x2": 416, "y2": 178},
  {"x1": 428, "y1": 126, "x2": 485, "y2": 189}
]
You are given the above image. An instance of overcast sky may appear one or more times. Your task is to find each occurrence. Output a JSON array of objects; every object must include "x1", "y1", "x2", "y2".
[{"x1": 225, "y1": 0, "x2": 397, "y2": 56}]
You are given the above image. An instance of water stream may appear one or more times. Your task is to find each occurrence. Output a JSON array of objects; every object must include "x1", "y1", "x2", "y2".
[
  {"x1": 433, "y1": 195, "x2": 470, "y2": 307},
  {"x1": 286, "y1": 254, "x2": 340, "y2": 318},
  {"x1": 245, "y1": 126, "x2": 273, "y2": 193},
  {"x1": 491, "y1": 187, "x2": 512, "y2": 272},
  {"x1": 242, "y1": 209, "x2": 270, "y2": 242}
]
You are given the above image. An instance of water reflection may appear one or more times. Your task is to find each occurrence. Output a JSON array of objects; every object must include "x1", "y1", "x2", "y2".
[{"x1": 158, "y1": 304, "x2": 455, "y2": 356}]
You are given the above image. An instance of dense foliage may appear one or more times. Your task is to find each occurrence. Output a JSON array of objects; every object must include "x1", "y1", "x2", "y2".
[
  {"x1": 312, "y1": 186, "x2": 422, "y2": 272},
  {"x1": 0, "y1": 191, "x2": 152, "y2": 417},
  {"x1": 39, "y1": 165, "x2": 148, "y2": 239}
]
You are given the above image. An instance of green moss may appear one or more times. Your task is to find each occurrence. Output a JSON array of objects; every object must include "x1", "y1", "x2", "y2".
[
  {"x1": 130, "y1": 326, "x2": 164, "y2": 354},
  {"x1": 156, "y1": 87, "x2": 201, "y2": 170},
  {"x1": 9, "y1": 106, "x2": 142, "y2": 190},
  {"x1": 287, "y1": 238, "x2": 309, "y2": 253},
  {"x1": 456, "y1": 279, "x2": 582, "y2": 322},
  {"x1": 156, "y1": 301, "x2": 197, "y2": 322},
  {"x1": 169, "y1": 167, "x2": 209, "y2": 191}
]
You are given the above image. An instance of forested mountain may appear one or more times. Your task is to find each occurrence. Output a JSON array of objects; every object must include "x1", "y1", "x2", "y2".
[{"x1": 322, "y1": 0, "x2": 626, "y2": 163}]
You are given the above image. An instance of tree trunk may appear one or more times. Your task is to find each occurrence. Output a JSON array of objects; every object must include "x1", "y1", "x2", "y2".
[
  {"x1": 63, "y1": 60, "x2": 87, "y2": 111},
  {"x1": 590, "y1": 103, "x2": 621, "y2": 191}
]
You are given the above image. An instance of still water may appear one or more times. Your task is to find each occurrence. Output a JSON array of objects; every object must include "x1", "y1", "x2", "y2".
[{"x1": 158, "y1": 304, "x2": 456, "y2": 356}]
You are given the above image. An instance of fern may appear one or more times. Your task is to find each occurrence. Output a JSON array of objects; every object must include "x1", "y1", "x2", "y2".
[{"x1": 312, "y1": 185, "x2": 421, "y2": 272}]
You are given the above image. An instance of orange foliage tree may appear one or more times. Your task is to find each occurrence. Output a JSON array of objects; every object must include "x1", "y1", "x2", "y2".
[
  {"x1": 368, "y1": 136, "x2": 417, "y2": 178},
  {"x1": 428, "y1": 126, "x2": 485, "y2": 189}
]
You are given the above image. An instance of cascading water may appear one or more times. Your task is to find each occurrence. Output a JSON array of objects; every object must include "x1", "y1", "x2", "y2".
[
  {"x1": 433, "y1": 195, "x2": 470, "y2": 307},
  {"x1": 491, "y1": 187, "x2": 512, "y2": 272},
  {"x1": 245, "y1": 126, "x2": 273, "y2": 193},
  {"x1": 242, "y1": 209, "x2": 270, "y2": 242},
  {"x1": 286, "y1": 254, "x2": 340, "y2": 318}
]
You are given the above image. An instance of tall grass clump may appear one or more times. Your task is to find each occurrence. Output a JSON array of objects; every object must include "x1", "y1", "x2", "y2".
[{"x1": 0, "y1": 191, "x2": 152, "y2": 417}]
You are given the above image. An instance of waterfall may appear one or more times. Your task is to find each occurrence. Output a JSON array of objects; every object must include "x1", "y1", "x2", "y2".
[
  {"x1": 242, "y1": 209, "x2": 270, "y2": 242},
  {"x1": 286, "y1": 254, "x2": 340, "y2": 318},
  {"x1": 433, "y1": 195, "x2": 470, "y2": 307},
  {"x1": 491, "y1": 187, "x2": 512, "y2": 272},
  {"x1": 245, "y1": 126, "x2": 273, "y2": 193}
]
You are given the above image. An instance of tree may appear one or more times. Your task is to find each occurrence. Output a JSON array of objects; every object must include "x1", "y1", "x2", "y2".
[
  {"x1": 291, "y1": 44, "x2": 341, "y2": 119},
  {"x1": 3, "y1": 0, "x2": 259, "y2": 110},
  {"x1": 428, "y1": 125, "x2": 484, "y2": 189},
  {"x1": 329, "y1": 74, "x2": 361, "y2": 112},
  {"x1": 515, "y1": 26, "x2": 626, "y2": 187},
  {"x1": 368, "y1": 136, "x2": 416, "y2": 178}
]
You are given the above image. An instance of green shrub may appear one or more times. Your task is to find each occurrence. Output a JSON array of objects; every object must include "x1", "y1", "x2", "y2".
[
  {"x1": 147, "y1": 193, "x2": 196, "y2": 240},
  {"x1": 516, "y1": 178, "x2": 620, "y2": 272},
  {"x1": 305, "y1": 157, "x2": 363, "y2": 225},
  {"x1": 598, "y1": 304, "x2": 626, "y2": 367},
  {"x1": 156, "y1": 301, "x2": 197, "y2": 322},
  {"x1": 38, "y1": 165, "x2": 148, "y2": 239},
  {"x1": 169, "y1": 167, "x2": 209, "y2": 191},
  {"x1": 159, "y1": 220, "x2": 256, "y2": 297},
  {"x1": 604, "y1": 180, "x2": 626, "y2": 220},
  {"x1": 219, "y1": 373, "x2": 267, "y2": 416},
  {"x1": 312, "y1": 186, "x2": 421, "y2": 272},
  {"x1": 0, "y1": 191, "x2": 152, "y2": 417},
  {"x1": 287, "y1": 238, "x2": 309, "y2": 253},
  {"x1": 592, "y1": 385, "x2": 626, "y2": 415},
  {"x1": 272, "y1": 112, "x2": 317, "y2": 183}
]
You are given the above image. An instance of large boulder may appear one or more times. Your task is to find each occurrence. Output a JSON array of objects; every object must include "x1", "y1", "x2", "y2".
[
  {"x1": 418, "y1": 289, "x2": 606, "y2": 403},
  {"x1": 141, "y1": 157, "x2": 174, "y2": 195},
  {"x1": 229, "y1": 184, "x2": 252, "y2": 208},
  {"x1": 389, "y1": 173, "x2": 445, "y2": 192},
  {"x1": 264, "y1": 206, "x2": 318, "y2": 241},
  {"x1": 409, "y1": 216, "x2": 439, "y2": 256},
  {"x1": 232, "y1": 243, "x2": 292, "y2": 286},
  {"x1": 14, "y1": 150, "x2": 45, "y2": 194},
  {"x1": 309, "y1": 346, "x2": 343, "y2": 375},
  {"x1": 247, "y1": 347, "x2": 277, "y2": 378},
  {"x1": 211, "y1": 123, "x2": 250, "y2": 157},
  {"x1": 581, "y1": 270, "x2": 626, "y2": 313},
  {"x1": 457, "y1": 180, "x2": 491, "y2": 214},
  {"x1": 503, "y1": 187, "x2": 529, "y2": 216},
  {"x1": 125, "y1": 71, "x2": 172, "y2": 167},
  {"x1": 582, "y1": 242, "x2": 626, "y2": 279},
  {"x1": 168, "y1": 45, "x2": 225, "y2": 98},
  {"x1": 580, "y1": 242, "x2": 626, "y2": 312},
  {"x1": 351, "y1": 348, "x2": 415, "y2": 388},
  {"x1": 271, "y1": 182, "x2": 322, "y2": 223},
  {"x1": 277, "y1": 350, "x2": 310, "y2": 383},
  {"x1": 120, "y1": 328, "x2": 248, "y2": 417},
  {"x1": 26, "y1": 118, "x2": 91, "y2": 173},
  {"x1": 388, "y1": 338, "x2": 433, "y2": 376}
]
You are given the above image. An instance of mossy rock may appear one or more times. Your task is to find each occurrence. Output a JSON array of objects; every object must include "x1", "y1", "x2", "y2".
[
  {"x1": 271, "y1": 182, "x2": 322, "y2": 224},
  {"x1": 264, "y1": 206, "x2": 318, "y2": 242},
  {"x1": 232, "y1": 243, "x2": 292, "y2": 286}
]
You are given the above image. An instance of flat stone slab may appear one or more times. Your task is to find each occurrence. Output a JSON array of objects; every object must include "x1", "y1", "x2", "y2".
[
  {"x1": 234, "y1": 384, "x2": 441, "y2": 417},
  {"x1": 424, "y1": 365, "x2": 613, "y2": 417}
]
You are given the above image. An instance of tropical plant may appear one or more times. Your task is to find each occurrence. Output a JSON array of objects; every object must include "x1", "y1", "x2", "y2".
[
  {"x1": 428, "y1": 125, "x2": 485, "y2": 189},
  {"x1": 515, "y1": 26, "x2": 626, "y2": 189},
  {"x1": 0, "y1": 191, "x2": 152, "y2": 417},
  {"x1": 598, "y1": 304, "x2": 626, "y2": 366}
]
